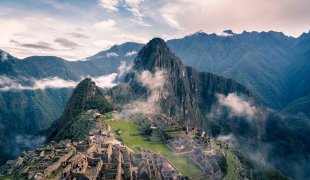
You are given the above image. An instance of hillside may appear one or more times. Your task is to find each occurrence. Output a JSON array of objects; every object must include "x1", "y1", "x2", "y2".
[
  {"x1": 108, "y1": 38, "x2": 308, "y2": 179},
  {"x1": 47, "y1": 78, "x2": 112, "y2": 142},
  {"x1": 0, "y1": 43, "x2": 142, "y2": 164},
  {"x1": 167, "y1": 30, "x2": 310, "y2": 113}
]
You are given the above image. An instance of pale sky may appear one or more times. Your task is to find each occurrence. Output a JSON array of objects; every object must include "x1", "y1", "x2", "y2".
[{"x1": 0, "y1": 0, "x2": 309, "y2": 60}]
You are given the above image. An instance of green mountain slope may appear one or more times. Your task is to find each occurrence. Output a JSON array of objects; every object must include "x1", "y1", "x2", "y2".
[
  {"x1": 166, "y1": 31, "x2": 308, "y2": 112},
  {"x1": 0, "y1": 43, "x2": 142, "y2": 164},
  {"x1": 47, "y1": 78, "x2": 112, "y2": 142},
  {"x1": 109, "y1": 38, "x2": 308, "y2": 179}
]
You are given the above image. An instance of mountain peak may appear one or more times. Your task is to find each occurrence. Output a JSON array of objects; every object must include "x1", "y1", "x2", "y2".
[
  {"x1": 47, "y1": 77, "x2": 112, "y2": 141},
  {"x1": 133, "y1": 37, "x2": 181, "y2": 72},
  {"x1": 60, "y1": 77, "x2": 98, "y2": 119},
  {"x1": 147, "y1": 37, "x2": 168, "y2": 49}
]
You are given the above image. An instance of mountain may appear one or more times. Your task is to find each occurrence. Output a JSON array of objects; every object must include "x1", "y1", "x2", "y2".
[
  {"x1": 108, "y1": 38, "x2": 308, "y2": 179},
  {"x1": 47, "y1": 78, "x2": 112, "y2": 142},
  {"x1": 166, "y1": 30, "x2": 309, "y2": 113},
  {"x1": 0, "y1": 43, "x2": 143, "y2": 164},
  {"x1": 0, "y1": 31, "x2": 309, "y2": 178},
  {"x1": 0, "y1": 42, "x2": 144, "y2": 79},
  {"x1": 125, "y1": 38, "x2": 255, "y2": 128},
  {"x1": 1, "y1": 36, "x2": 307, "y2": 179}
]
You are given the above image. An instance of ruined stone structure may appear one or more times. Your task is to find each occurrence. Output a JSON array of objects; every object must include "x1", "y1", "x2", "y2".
[{"x1": 1, "y1": 122, "x2": 181, "y2": 180}]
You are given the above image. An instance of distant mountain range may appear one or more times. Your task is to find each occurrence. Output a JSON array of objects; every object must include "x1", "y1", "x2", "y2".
[{"x1": 0, "y1": 30, "x2": 309, "y2": 177}]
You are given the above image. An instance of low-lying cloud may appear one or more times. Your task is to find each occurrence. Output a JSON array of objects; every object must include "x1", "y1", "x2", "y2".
[
  {"x1": 118, "y1": 61, "x2": 133, "y2": 76},
  {"x1": 122, "y1": 69, "x2": 166, "y2": 115},
  {"x1": 217, "y1": 93, "x2": 256, "y2": 119},
  {"x1": 106, "y1": 52, "x2": 118, "y2": 57},
  {"x1": 0, "y1": 74, "x2": 117, "y2": 91},
  {"x1": 91, "y1": 73, "x2": 117, "y2": 88},
  {"x1": 0, "y1": 76, "x2": 77, "y2": 91},
  {"x1": 216, "y1": 134, "x2": 236, "y2": 146},
  {"x1": 15, "y1": 135, "x2": 46, "y2": 149},
  {"x1": 125, "y1": 51, "x2": 137, "y2": 57}
]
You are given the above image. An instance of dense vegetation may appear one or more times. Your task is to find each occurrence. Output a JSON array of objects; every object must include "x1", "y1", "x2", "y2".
[
  {"x1": 167, "y1": 31, "x2": 310, "y2": 112},
  {"x1": 47, "y1": 78, "x2": 112, "y2": 142}
]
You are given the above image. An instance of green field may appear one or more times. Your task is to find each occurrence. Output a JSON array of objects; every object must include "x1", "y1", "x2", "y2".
[
  {"x1": 107, "y1": 119, "x2": 171, "y2": 155},
  {"x1": 167, "y1": 156, "x2": 202, "y2": 177},
  {"x1": 106, "y1": 119, "x2": 202, "y2": 177}
]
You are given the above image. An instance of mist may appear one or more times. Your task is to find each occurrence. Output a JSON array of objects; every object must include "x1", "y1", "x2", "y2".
[
  {"x1": 121, "y1": 69, "x2": 167, "y2": 116},
  {"x1": 11, "y1": 135, "x2": 46, "y2": 158},
  {"x1": 118, "y1": 61, "x2": 133, "y2": 77},
  {"x1": 125, "y1": 51, "x2": 137, "y2": 57},
  {"x1": 210, "y1": 93, "x2": 310, "y2": 179},
  {"x1": 0, "y1": 74, "x2": 118, "y2": 91},
  {"x1": 217, "y1": 93, "x2": 257, "y2": 119},
  {"x1": 15, "y1": 135, "x2": 46, "y2": 149}
]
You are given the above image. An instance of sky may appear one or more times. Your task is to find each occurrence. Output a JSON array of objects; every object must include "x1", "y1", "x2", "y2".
[{"x1": 0, "y1": 0, "x2": 309, "y2": 60}]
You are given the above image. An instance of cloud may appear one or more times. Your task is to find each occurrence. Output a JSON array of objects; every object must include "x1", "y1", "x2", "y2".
[
  {"x1": 106, "y1": 52, "x2": 118, "y2": 57},
  {"x1": 1, "y1": 51, "x2": 8, "y2": 61},
  {"x1": 93, "y1": 19, "x2": 116, "y2": 29},
  {"x1": 0, "y1": 76, "x2": 77, "y2": 91},
  {"x1": 10, "y1": 39, "x2": 54, "y2": 50},
  {"x1": 118, "y1": 61, "x2": 133, "y2": 76},
  {"x1": 217, "y1": 93, "x2": 257, "y2": 119},
  {"x1": 0, "y1": 74, "x2": 117, "y2": 91},
  {"x1": 98, "y1": 0, "x2": 148, "y2": 26},
  {"x1": 160, "y1": 6, "x2": 182, "y2": 30},
  {"x1": 216, "y1": 134, "x2": 236, "y2": 145},
  {"x1": 91, "y1": 73, "x2": 118, "y2": 88},
  {"x1": 123, "y1": 0, "x2": 144, "y2": 20},
  {"x1": 67, "y1": 32, "x2": 90, "y2": 39},
  {"x1": 125, "y1": 50, "x2": 137, "y2": 56},
  {"x1": 122, "y1": 69, "x2": 167, "y2": 115},
  {"x1": 155, "y1": 0, "x2": 310, "y2": 37},
  {"x1": 129, "y1": 18, "x2": 152, "y2": 27},
  {"x1": 1, "y1": 0, "x2": 309, "y2": 60},
  {"x1": 99, "y1": 0, "x2": 120, "y2": 11},
  {"x1": 54, "y1": 38, "x2": 81, "y2": 49},
  {"x1": 15, "y1": 135, "x2": 46, "y2": 149}
]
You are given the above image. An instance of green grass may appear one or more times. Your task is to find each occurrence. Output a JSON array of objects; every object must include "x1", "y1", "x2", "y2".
[
  {"x1": 107, "y1": 119, "x2": 171, "y2": 155},
  {"x1": 107, "y1": 118, "x2": 202, "y2": 177},
  {"x1": 166, "y1": 156, "x2": 202, "y2": 177}
]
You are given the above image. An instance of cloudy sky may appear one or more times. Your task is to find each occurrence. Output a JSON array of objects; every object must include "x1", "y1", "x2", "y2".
[{"x1": 0, "y1": 0, "x2": 309, "y2": 60}]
